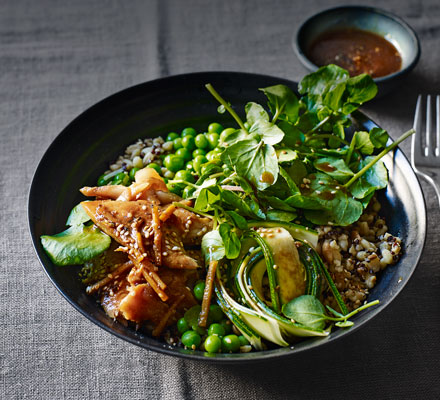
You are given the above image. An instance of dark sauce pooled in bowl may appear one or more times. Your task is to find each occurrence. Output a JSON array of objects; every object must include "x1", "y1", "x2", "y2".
[{"x1": 307, "y1": 28, "x2": 402, "y2": 78}]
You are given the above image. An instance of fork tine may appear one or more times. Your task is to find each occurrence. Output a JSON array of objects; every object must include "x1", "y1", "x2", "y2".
[
  {"x1": 425, "y1": 94, "x2": 431, "y2": 156},
  {"x1": 412, "y1": 94, "x2": 424, "y2": 165},
  {"x1": 436, "y1": 95, "x2": 440, "y2": 157}
]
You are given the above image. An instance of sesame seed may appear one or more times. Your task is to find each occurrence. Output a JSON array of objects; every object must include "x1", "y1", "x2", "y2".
[{"x1": 127, "y1": 212, "x2": 132, "y2": 218}]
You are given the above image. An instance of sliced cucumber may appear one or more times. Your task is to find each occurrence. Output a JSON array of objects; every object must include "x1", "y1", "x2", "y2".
[{"x1": 247, "y1": 220, "x2": 318, "y2": 248}]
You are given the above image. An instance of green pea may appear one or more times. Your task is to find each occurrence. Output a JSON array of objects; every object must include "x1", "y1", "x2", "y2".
[
  {"x1": 174, "y1": 169, "x2": 194, "y2": 183},
  {"x1": 181, "y1": 127, "x2": 197, "y2": 137},
  {"x1": 182, "y1": 135, "x2": 196, "y2": 151},
  {"x1": 166, "y1": 132, "x2": 179, "y2": 142},
  {"x1": 173, "y1": 137, "x2": 183, "y2": 150},
  {"x1": 129, "y1": 167, "x2": 140, "y2": 180},
  {"x1": 192, "y1": 148, "x2": 206, "y2": 158},
  {"x1": 244, "y1": 122, "x2": 250, "y2": 130},
  {"x1": 193, "y1": 281, "x2": 205, "y2": 302},
  {"x1": 238, "y1": 335, "x2": 249, "y2": 346},
  {"x1": 207, "y1": 323, "x2": 225, "y2": 337},
  {"x1": 181, "y1": 330, "x2": 201, "y2": 349},
  {"x1": 175, "y1": 147, "x2": 192, "y2": 162},
  {"x1": 112, "y1": 172, "x2": 130, "y2": 186},
  {"x1": 195, "y1": 133, "x2": 209, "y2": 149},
  {"x1": 208, "y1": 122, "x2": 224, "y2": 134},
  {"x1": 182, "y1": 185, "x2": 195, "y2": 199},
  {"x1": 204, "y1": 335, "x2": 222, "y2": 353},
  {"x1": 193, "y1": 155, "x2": 208, "y2": 174},
  {"x1": 167, "y1": 182, "x2": 184, "y2": 196},
  {"x1": 177, "y1": 318, "x2": 190, "y2": 335},
  {"x1": 222, "y1": 335, "x2": 240, "y2": 353},
  {"x1": 97, "y1": 173, "x2": 111, "y2": 186},
  {"x1": 206, "y1": 133, "x2": 220, "y2": 150},
  {"x1": 209, "y1": 304, "x2": 224, "y2": 323},
  {"x1": 220, "y1": 319, "x2": 232, "y2": 335},
  {"x1": 220, "y1": 128, "x2": 236, "y2": 143},
  {"x1": 147, "y1": 163, "x2": 161, "y2": 175},
  {"x1": 185, "y1": 161, "x2": 194, "y2": 171},
  {"x1": 164, "y1": 155, "x2": 184, "y2": 173},
  {"x1": 205, "y1": 150, "x2": 221, "y2": 162}
]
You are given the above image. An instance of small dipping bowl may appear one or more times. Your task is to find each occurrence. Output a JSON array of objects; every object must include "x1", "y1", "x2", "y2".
[{"x1": 294, "y1": 6, "x2": 420, "y2": 96}]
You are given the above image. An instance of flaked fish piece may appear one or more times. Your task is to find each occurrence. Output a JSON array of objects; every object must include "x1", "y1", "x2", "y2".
[
  {"x1": 117, "y1": 268, "x2": 197, "y2": 324},
  {"x1": 81, "y1": 200, "x2": 201, "y2": 270},
  {"x1": 170, "y1": 208, "x2": 213, "y2": 246}
]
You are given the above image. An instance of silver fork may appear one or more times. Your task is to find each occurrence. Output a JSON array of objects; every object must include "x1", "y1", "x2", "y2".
[{"x1": 412, "y1": 94, "x2": 440, "y2": 208}]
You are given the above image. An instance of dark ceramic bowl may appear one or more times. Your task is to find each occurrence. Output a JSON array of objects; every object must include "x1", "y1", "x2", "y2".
[
  {"x1": 294, "y1": 6, "x2": 421, "y2": 96},
  {"x1": 28, "y1": 72, "x2": 426, "y2": 362}
]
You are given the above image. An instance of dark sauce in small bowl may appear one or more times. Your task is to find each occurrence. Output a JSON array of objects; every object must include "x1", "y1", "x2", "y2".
[{"x1": 306, "y1": 27, "x2": 402, "y2": 78}]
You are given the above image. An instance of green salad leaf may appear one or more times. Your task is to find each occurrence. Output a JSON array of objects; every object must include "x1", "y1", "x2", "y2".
[
  {"x1": 41, "y1": 224, "x2": 111, "y2": 266},
  {"x1": 221, "y1": 137, "x2": 279, "y2": 190}
]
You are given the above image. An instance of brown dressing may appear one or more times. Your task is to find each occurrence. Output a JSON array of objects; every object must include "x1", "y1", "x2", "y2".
[
  {"x1": 260, "y1": 171, "x2": 275, "y2": 184},
  {"x1": 307, "y1": 28, "x2": 402, "y2": 78},
  {"x1": 315, "y1": 162, "x2": 336, "y2": 172}
]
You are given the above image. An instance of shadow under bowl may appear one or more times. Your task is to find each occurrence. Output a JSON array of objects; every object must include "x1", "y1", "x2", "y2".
[{"x1": 294, "y1": 6, "x2": 421, "y2": 97}]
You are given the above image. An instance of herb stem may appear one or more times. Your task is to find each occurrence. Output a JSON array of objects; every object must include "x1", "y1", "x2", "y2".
[
  {"x1": 305, "y1": 116, "x2": 330, "y2": 136},
  {"x1": 205, "y1": 83, "x2": 248, "y2": 131},
  {"x1": 344, "y1": 129, "x2": 415, "y2": 188},
  {"x1": 167, "y1": 179, "x2": 198, "y2": 188},
  {"x1": 345, "y1": 135, "x2": 356, "y2": 165},
  {"x1": 272, "y1": 108, "x2": 282, "y2": 124}
]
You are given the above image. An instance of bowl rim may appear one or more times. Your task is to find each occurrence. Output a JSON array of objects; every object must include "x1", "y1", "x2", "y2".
[
  {"x1": 28, "y1": 71, "x2": 427, "y2": 363},
  {"x1": 293, "y1": 5, "x2": 421, "y2": 83}
]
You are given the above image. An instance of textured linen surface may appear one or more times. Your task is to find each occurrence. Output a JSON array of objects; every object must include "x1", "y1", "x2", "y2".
[{"x1": 1, "y1": 0, "x2": 439, "y2": 399}]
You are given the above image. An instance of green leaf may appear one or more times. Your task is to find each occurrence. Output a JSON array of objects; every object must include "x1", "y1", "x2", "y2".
[
  {"x1": 41, "y1": 225, "x2": 111, "y2": 266},
  {"x1": 245, "y1": 102, "x2": 269, "y2": 125},
  {"x1": 194, "y1": 187, "x2": 221, "y2": 211},
  {"x1": 225, "y1": 210, "x2": 248, "y2": 230},
  {"x1": 302, "y1": 173, "x2": 363, "y2": 226},
  {"x1": 66, "y1": 203, "x2": 91, "y2": 226},
  {"x1": 221, "y1": 137, "x2": 279, "y2": 190},
  {"x1": 249, "y1": 120, "x2": 285, "y2": 145},
  {"x1": 279, "y1": 165, "x2": 300, "y2": 194},
  {"x1": 313, "y1": 157, "x2": 354, "y2": 183},
  {"x1": 285, "y1": 194, "x2": 323, "y2": 210},
  {"x1": 282, "y1": 295, "x2": 326, "y2": 330},
  {"x1": 369, "y1": 127, "x2": 389, "y2": 148},
  {"x1": 276, "y1": 148, "x2": 298, "y2": 163},
  {"x1": 299, "y1": 64, "x2": 349, "y2": 97},
  {"x1": 266, "y1": 209, "x2": 297, "y2": 222},
  {"x1": 353, "y1": 131, "x2": 374, "y2": 155},
  {"x1": 220, "y1": 128, "x2": 248, "y2": 146},
  {"x1": 260, "y1": 84, "x2": 299, "y2": 123},
  {"x1": 350, "y1": 157, "x2": 388, "y2": 199},
  {"x1": 219, "y1": 223, "x2": 241, "y2": 259},
  {"x1": 278, "y1": 121, "x2": 305, "y2": 147},
  {"x1": 335, "y1": 320, "x2": 354, "y2": 328},
  {"x1": 263, "y1": 195, "x2": 297, "y2": 212},
  {"x1": 299, "y1": 65, "x2": 377, "y2": 116},
  {"x1": 220, "y1": 189, "x2": 263, "y2": 219},
  {"x1": 346, "y1": 73, "x2": 378, "y2": 105},
  {"x1": 201, "y1": 230, "x2": 225, "y2": 262},
  {"x1": 284, "y1": 160, "x2": 308, "y2": 185}
]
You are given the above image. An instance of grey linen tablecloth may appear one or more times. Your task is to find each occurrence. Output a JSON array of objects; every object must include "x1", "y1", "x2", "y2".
[{"x1": 1, "y1": 0, "x2": 439, "y2": 399}]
